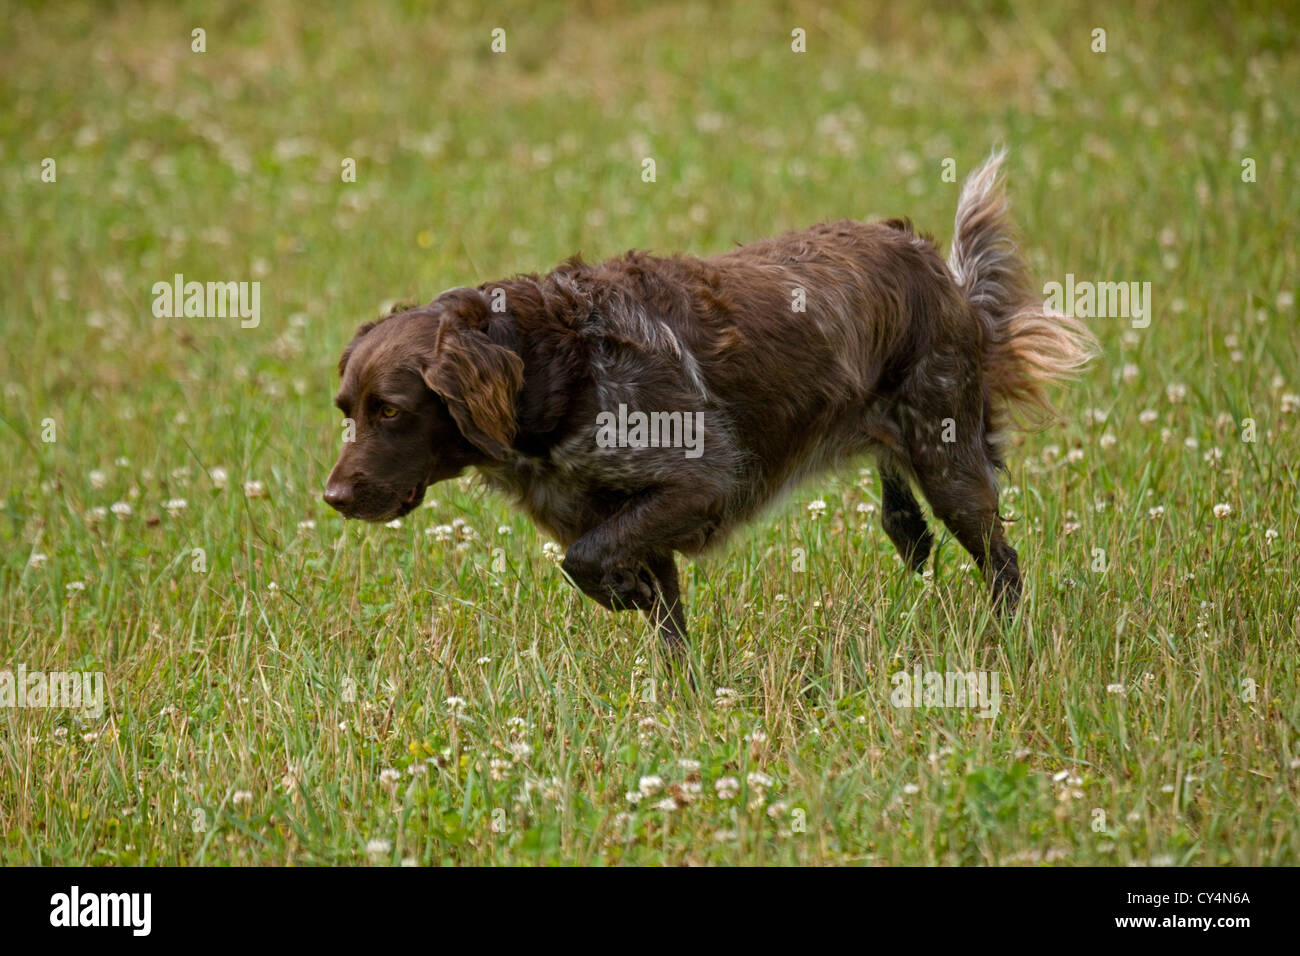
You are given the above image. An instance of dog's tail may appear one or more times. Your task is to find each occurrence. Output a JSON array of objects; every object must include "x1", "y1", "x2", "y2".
[{"x1": 948, "y1": 149, "x2": 1098, "y2": 426}]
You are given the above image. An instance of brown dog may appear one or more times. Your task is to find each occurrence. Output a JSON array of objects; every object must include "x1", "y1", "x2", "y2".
[{"x1": 325, "y1": 152, "x2": 1095, "y2": 658}]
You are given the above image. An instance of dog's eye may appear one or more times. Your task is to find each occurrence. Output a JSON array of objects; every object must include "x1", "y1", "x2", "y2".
[{"x1": 380, "y1": 405, "x2": 400, "y2": 419}]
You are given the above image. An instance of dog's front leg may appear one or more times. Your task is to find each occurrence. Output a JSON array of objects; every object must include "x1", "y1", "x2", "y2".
[
  {"x1": 562, "y1": 539, "x2": 687, "y2": 656},
  {"x1": 560, "y1": 490, "x2": 714, "y2": 661}
]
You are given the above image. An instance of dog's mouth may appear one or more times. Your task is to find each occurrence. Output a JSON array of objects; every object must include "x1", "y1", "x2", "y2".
[
  {"x1": 390, "y1": 482, "x2": 427, "y2": 519},
  {"x1": 340, "y1": 482, "x2": 428, "y2": 523}
]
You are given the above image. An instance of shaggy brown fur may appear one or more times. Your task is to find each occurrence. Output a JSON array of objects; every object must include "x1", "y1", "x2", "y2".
[{"x1": 324, "y1": 151, "x2": 1097, "y2": 659}]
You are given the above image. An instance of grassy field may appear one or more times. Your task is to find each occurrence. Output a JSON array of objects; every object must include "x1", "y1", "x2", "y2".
[{"x1": 1, "y1": 0, "x2": 1297, "y2": 866}]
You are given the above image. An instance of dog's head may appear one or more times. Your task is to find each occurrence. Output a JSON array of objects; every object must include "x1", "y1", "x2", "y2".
[{"x1": 323, "y1": 288, "x2": 524, "y2": 521}]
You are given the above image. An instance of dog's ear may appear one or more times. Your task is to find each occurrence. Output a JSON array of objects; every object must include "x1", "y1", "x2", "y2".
[{"x1": 421, "y1": 292, "x2": 524, "y2": 460}]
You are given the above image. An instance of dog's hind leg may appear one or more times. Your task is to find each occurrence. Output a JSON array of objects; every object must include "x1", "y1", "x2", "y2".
[
  {"x1": 879, "y1": 465, "x2": 933, "y2": 572},
  {"x1": 900, "y1": 406, "x2": 1021, "y2": 613}
]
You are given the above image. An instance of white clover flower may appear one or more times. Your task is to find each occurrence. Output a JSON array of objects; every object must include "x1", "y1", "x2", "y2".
[
  {"x1": 1138, "y1": 409, "x2": 1158, "y2": 426},
  {"x1": 365, "y1": 838, "x2": 392, "y2": 860},
  {"x1": 651, "y1": 796, "x2": 679, "y2": 812},
  {"x1": 378, "y1": 768, "x2": 401, "y2": 790},
  {"x1": 110, "y1": 501, "x2": 132, "y2": 519},
  {"x1": 427, "y1": 524, "x2": 454, "y2": 541},
  {"x1": 1213, "y1": 503, "x2": 1231, "y2": 519},
  {"x1": 497, "y1": 525, "x2": 512, "y2": 535},
  {"x1": 807, "y1": 498, "x2": 827, "y2": 519},
  {"x1": 508, "y1": 741, "x2": 532, "y2": 761},
  {"x1": 1106, "y1": 683, "x2": 1126, "y2": 694},
  {"x1": 209, "y1": 466, "x2": 229, "y2": 489},
  {"x1": 1281, "y1": 393, "x2": 1299, "y2": 414},
  {"x1": 902, "y1": 783, "x2": 920, "y2": 795},
  {"x1": 28, "y1": 553, "x2": 48, "y2": 569},
  {"x1": 1264, "y1": 528, "x2": 1279, "y2": 541},
  {"x1": 1065, "y1": 448, "x2": 1085, "y2": 464},
  {"x1": 678, "y1": 759, "x2": 701, "y2": 773},
  {"x1": 542, "y1": 541, "x2": 564, "y2": 563},
  {"x1": 298, "y1": 519, "x2": 316, "y2": 531},
  {"x1": 65, "y1": 581, "x2": 86, "y2": 592},
  {"x1": 1099, "y1": 433, "x2": 1117, "y2": 449},
  {"x1": 1148, "y1": 506, "x2": 1165, "y2": 520},
  {"x1": 714, "y1": 777, "x2": 740, "y2": 800},
  {"x1": 714, "y1": 687, "x2": 739, "y2": 709},
  {"x1": 163, "y1": 498, "x2": 187, "y2": 516},
  {"x1": 385, "y1": 518, "x2": 403, "y2": 529},
  {"x1": 637, "y1": 775, "x2": 664, "y2": 796},
  {"x1": 86, "y1": 506, "x2": 108, "y2": 524},
  {"x1": 242, "y1": 480, "x2": 266, "y2": 499},
  {"x1": 747, "y1": 771, "x2": 773, "y2": 790},
  {"x1": 1166, "y1": 383, "x2": 1187, "y2": 403},
  {"x1": 89, "y1": 469, "x2": 108, "y2": 490},
  {"x1": 445, "y1": 696, "x2": 469, "y2": 715},
  {"x1": 232, "y1": 790, "x2": 253, "y2": 807}
]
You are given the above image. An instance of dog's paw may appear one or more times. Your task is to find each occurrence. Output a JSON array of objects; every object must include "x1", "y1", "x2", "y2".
[{"x1": 602, "y1": 565, "x2": 655, "y2": 610}]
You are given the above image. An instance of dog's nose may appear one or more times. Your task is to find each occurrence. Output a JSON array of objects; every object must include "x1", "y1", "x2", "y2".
[{"x1": 323, "y1": 482, "x2": 354, "y2": 510}]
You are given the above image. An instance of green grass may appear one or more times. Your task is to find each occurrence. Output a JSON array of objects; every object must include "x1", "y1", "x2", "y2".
[{"x1": 1, "y1": 0, "x2": 1297, "y2": 865}]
